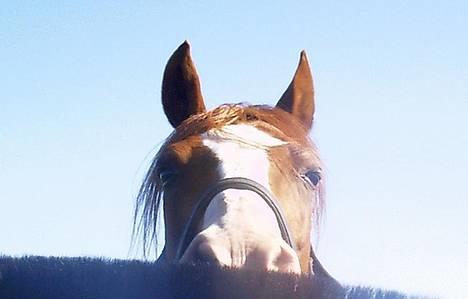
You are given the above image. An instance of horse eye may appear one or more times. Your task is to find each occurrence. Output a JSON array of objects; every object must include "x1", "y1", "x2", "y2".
[
  {"x1": 159, "y1": 170, "x2": 177, "y2": 187},
  {"x1": 302, "y1": 170, "x2": 322, "y2": 187}
]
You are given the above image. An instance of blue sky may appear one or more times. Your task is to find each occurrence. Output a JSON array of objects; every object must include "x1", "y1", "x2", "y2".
[{"x1": 1, "y1": 1, "x2": 467, "y2": 298}]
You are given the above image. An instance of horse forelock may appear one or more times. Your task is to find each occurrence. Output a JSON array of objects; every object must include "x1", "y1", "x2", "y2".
[
  {"x1": 167, "y1": 104, "x2": 311, "y2": 145},
  {"x1": 133, "y1": 103, "x2": 324, "y2": 257}
]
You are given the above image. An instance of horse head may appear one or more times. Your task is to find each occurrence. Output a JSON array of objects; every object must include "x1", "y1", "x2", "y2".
[{"x1": 135, "y1": 41, "x2": 325, "y2": 274}]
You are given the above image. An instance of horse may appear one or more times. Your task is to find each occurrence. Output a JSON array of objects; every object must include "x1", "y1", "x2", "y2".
[
  {"x1": 134, "y1": 41, "x2": 330, "y2": 276},
  {"x1": 0, "y1": 42, "x2": 424, "y2": 298}
]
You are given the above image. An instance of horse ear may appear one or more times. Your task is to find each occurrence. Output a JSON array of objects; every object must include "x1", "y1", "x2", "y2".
[
  {"x1": 276, "y1": 51, "x2": 315, "y2": 130},
  {"x1": 162, "y1": 41, "x2": 206, "y2": 128}
]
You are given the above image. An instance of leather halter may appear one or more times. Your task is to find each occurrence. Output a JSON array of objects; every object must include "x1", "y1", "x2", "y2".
[
  {"x1": 173, "y1": 176, "x2": 335, "y2": 280},
  {"x1": 175, "y1": 177, "x2": 294, "y2": 260},
  {"x1": 166, "y1": 177, "x2": 334, "y2": 286}
]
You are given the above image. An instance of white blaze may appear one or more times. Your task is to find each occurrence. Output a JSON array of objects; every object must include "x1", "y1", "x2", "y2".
[
  {"x1": 194, "y1": 124, "x2": 299, "y2": 272},
  {"x1": 202, "y1": 124, "x2": 285, "y2": 187}
]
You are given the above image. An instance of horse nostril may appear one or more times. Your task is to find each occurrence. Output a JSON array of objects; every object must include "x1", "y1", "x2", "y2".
[{"x1": 195, "y1": 242, "x2": 219, "y2": 264}]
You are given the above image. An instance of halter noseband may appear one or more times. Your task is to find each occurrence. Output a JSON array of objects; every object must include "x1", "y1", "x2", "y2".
[
  {"x1": 175, "y1": 177, "x2": 294, "y2": 260},
  {"x1": 173, "y1": 176, "x2": 335, "y2": 280}
]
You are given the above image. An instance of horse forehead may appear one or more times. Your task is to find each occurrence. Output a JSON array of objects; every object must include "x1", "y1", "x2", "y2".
[
  {"x1": 198, "y1": 124, "x2": 286, "y2": 186},
  {"x1": 201, "y1": 124, "x2": 287, "y2": 148}
]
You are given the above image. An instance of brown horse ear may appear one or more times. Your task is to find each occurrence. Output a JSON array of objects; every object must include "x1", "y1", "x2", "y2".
[
  {"x1": 276, "y1": 51, "x2": 315, "y2": 130},
  {"x1": 162, "y1": 41, "x2": 206, "y2": 128}
]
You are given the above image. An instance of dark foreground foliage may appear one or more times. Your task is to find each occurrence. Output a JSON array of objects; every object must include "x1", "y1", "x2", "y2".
[{"x1": 0, "y1": 256, "x2": 425, "y2": 299}]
